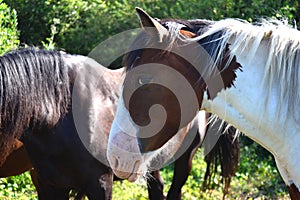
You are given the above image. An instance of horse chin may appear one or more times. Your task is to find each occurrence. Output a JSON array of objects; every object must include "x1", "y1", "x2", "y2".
[
  {"x1": 111, "y1": 160, "x2": 144, "y2": 182},
  {"x1": 128, "y1": 160, "x2": 144, "y2": 182},
  {"x1": 112, "y1": 169, "x2": 131, "y2": 179},
  {"x1": 127, "y1": 172, "x2": 140, "y2": 182},
  {"x1": 112, "y1": 169, "x2": 143, "y2": 182}
]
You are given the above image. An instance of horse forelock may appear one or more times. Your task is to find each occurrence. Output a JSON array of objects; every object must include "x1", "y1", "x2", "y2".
[
  {"x1": 159, "y1": 19, "x2": 214, "y2": 51},
  {"x1": 124, "y1": 19, "x2": 214, "y2": 71}
]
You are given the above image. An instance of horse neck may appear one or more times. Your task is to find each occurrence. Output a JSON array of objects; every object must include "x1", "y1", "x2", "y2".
[
  {"x1": 148, "y1": 111, "x2": 204, "y2": 169},
  {"x1": 203, "y1": 40, "x2": 300, "y2": 189},
  {"x1": 69, "y1": 56, "x2": 124, "y2": 165},
  {"x1": 202, "y1": 38, "x2": 300, "y2": 159}
]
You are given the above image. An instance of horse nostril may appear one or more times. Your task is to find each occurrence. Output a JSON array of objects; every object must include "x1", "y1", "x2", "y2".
[
  {"x1": 133, "y1": 160, "x2": 141, "y2": 172},
  {"x1": 114, "y1": 157, "x2": 119, "y2": 169},
  {"x1": 110, "y1": 155, "x2": 119, "y2": 169}
]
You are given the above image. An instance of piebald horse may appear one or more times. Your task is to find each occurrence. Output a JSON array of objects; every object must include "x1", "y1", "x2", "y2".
[{"x1": 107, "y1": 8, "x2": 300, "y2": 199}]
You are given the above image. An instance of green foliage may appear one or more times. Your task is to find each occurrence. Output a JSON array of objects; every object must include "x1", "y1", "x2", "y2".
[
  {"x1": 0, "y1": 172, "x2": 37, "y2": 200},
  {"x1": 0, "y1": 0, "x2": 19, "y2": 55},
  {"x1": 230, "y1": 136, "x2": 287, "y2": 198},
  {"x1": 0, "y1": 137, "x2": 289, "y2": 199},
  {"x1": 4, "y1": 0, "x2": 300, "y2": 56},
  {"x1": 4, "y1": 0, "x2": 48, "y2": 45},
  {"x1": 41, "y1": 23, "x2": 57, "y2": 50},
  {"x1": 111, "y1": 137, "x2": 289, "y2": 200}
]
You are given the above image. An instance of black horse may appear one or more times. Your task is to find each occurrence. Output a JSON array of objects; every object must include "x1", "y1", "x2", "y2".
[{"x1": 0, "y1": 48, "x2": 116, "y2": 199}]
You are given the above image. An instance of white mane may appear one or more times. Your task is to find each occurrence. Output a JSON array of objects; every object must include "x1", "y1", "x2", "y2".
[{"x1": 192, "y1": 18, "x2": 300, "y2": 121}]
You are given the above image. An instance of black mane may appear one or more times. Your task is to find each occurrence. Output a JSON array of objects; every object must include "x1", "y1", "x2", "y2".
[
  {"x1": 0, "y1": 47, "x2": 71, "y2": 164},
  {"x1": 159, "y1": 18, "x2": 213, "y2": 35}
]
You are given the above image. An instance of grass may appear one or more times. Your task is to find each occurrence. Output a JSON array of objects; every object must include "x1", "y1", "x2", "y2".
[
  {"x1": 0, "y1": 172, "x2": 37, "y2": 200},
  {"x1": 0, "y1": 136, "x2": 289, "y2": 199},
  {"x1": 112, "y1": 138, "x2": 289, "y2": 200}
]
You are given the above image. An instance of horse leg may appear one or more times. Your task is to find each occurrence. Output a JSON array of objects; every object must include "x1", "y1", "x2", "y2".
[
  {"x1": 0, "y1": 139, "x2": 41, "y2": 195},
  {"x1": 29, "y1": 169, "x2": 40, "y2": 193},
  {"x1": 287, "y1": 184, "x2": 300, "y2": 200},
  {"x1": 85, "y1": 171, "x2": 114, "y2": 200},
  {"x1": 147, "y1": 170, "x2": 165, "y2": 200},
  {"x1": 166, "y1": 132, "x2": 201, "y2": 200},
  {"x1": 222, "y1": 177, "x2": 231, "y2": 200},
  {"x1": 276, "y1": 159, "x2": 300, "y2": 200},
  {"x1": 37, "y1": 178, "x2": 69, "y2": 200}
]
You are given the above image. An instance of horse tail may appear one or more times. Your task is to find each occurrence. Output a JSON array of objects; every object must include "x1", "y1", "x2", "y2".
[{"x1": 202, "y1": 124, "x2": 240, "y2": 197}]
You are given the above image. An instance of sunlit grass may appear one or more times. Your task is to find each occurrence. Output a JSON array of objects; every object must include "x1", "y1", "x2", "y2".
[
  {"x1": 0, "y1": 137, "x2": 289, "y2": 199},
  {"x1": 112, "y1": 138, "x2": 289, "y2": 200},
  {"x1": 0, "y1": 172, "x2": 37, "y2": 200}
]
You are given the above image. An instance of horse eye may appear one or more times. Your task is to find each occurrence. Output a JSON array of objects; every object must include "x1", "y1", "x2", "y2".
[{"x1": 137, "y1": 76, "x2": 152, "y2": 86}]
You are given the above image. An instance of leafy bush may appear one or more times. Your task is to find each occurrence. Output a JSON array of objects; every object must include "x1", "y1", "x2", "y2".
[
  {"x1": 0, "y1": 172, "x2": 37, "y2": 200},
  {"x1": 0, "y1": 0, "x2": 19, "y2": 55},
  {"x1": 4, "y1": 0, "x2": 300, "y2": 56}
]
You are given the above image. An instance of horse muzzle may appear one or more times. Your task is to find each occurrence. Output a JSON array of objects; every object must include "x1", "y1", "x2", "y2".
[{"x1": 107, "y1": 127, "x2": 144, "y2": 182}]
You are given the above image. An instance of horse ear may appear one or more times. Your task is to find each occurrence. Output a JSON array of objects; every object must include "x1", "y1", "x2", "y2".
[{"x1": 135, "y1": 7, "x2": 168, "y2": 42}]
